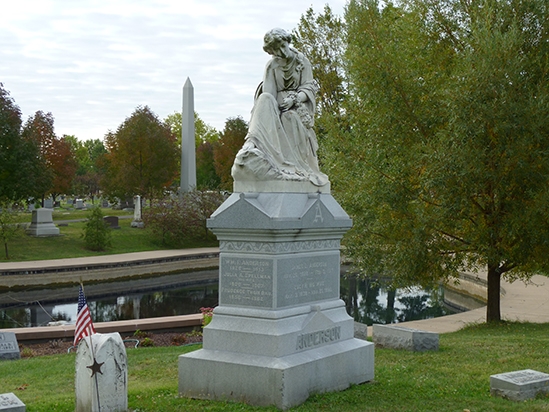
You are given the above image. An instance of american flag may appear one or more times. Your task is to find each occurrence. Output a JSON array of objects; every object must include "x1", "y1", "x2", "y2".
[{"x1": 74, "y1": 284, "x2": 96, "y2": 346}]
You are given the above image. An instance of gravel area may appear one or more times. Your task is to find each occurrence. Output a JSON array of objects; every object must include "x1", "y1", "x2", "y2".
[{"x1": 18, "y1": 331, "x2": 203, "y2": 357}]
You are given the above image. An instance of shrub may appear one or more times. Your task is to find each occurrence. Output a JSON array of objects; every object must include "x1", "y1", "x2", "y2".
[
  {"x1": 82, "y1": 207, "x2": 112, "y2": 251},
  {"x1": 143, "y1": 190, "x2": 226, "y2": 247}
]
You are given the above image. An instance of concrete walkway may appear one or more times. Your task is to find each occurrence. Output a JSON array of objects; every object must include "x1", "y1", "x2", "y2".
[
  {"x1": 398, "y1": 272, "x2": 549, "y2": 333},
  {"x1": 2, "y1": 251, "x2": 549, "y2": 339}
]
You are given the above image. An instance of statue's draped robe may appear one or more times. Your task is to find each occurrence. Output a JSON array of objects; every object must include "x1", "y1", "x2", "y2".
[{"x1": 232, "y1": 50, "x2": 329, "y2": 187}]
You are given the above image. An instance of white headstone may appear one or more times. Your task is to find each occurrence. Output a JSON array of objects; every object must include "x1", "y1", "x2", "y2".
[
  {"x1": 75, "y1": 333, "x2": 127, "y2": 412},
  {"x1": 0, "y1": 332, "x2": 20, "y2": 361},
  {"x1": 180, "y1": 77, "x2": 196, "y2": 194},
  {"x1": 491, "y1": 369, "x2": 549, "y2": 401},
  {"x1": 0, "y1": 393, "x2": 25, "y2": 412},
  {"x1": 131, "y1": 195, "x2": 144, "y2": 228},
  {"x1": 25, "y1": 209, "x2": 60, "y2": 237},
  {"x1": 75, "y1": 199, "x2": 84, "y2": 209}
]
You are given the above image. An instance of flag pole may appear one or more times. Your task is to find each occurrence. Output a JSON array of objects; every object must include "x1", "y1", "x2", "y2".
[{"x1": 80, "y1": 281, "x2": 102, "y2": 412}]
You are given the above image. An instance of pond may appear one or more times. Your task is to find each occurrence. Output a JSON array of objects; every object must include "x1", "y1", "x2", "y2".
[{"x1": 0, "y1": 269, "x2": 459, "y2": 329}]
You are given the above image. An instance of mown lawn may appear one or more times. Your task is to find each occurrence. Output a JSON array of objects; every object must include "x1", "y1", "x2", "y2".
[
  {"x1": 1, "y1": 207, "x2": 217, "y2": 262},
  {"x1": 1, "y1": 322, "x2": 549, "y2": 411}
]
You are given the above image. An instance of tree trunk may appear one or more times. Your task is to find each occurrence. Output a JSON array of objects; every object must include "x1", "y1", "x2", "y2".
[
  {"x1": 486, "y1": 263, "x2": 501, "y2": 322},
  {"x1": 4, "y1": 241, "x2": 9, "y2": 260}
]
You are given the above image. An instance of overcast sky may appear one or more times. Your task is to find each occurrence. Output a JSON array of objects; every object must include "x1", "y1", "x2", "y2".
[{"x1": 1, "y1": 0, "x2": 346, "y2": 141}]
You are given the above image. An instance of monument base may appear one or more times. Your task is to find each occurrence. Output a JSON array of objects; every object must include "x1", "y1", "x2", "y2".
[
  {"x1": 179, "y1": 338, "x2": 373, "y2": 410},
  {"x1": 178, "y1": 191, "x2": 374, "y2": 409}
]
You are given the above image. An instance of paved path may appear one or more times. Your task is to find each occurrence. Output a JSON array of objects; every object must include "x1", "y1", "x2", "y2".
[
  {"x1": 2, "y1": 251, "x2": 549, "y2": 335},
  {"x1": 398, "y1": 271, "x2": 549, "y2": 333}
]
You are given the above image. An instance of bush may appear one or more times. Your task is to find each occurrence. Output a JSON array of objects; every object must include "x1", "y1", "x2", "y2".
[
  {"x1": 143, "y1": 190, "x2": 226, "y2": 247},
  {"x1": 82, "y1": 207, "x2": 112, "y2": 251}
]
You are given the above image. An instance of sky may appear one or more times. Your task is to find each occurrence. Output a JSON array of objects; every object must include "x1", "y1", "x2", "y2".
[{"x1": 1, "y1": 0, "x2": 347, "y2": 141}]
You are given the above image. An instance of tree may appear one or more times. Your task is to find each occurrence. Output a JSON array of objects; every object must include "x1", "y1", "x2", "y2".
[
  {"x1": 293, "y1": 5, "x2": 348, "y2": 144},
  {"x1": 102, "y1": 106, "x2": 179, "y2": 200},
  {"x1": 330, "y1": 0, "x2": 549, "y2": 322},
  {"x1": 66, "y1": 136, "x2": 107, "y2": 201},
  {"x1": 48, "y1": 136, "x2": 78, "y2": 203},
  {"x1": 21, "y1": 111, "x2": 57, "y2": 202},
  {"x1": 213, "y1": 116, "x2": 248, "y2": 191},
  {"x1": 0, "y1": 84, "x2": 46, "y2": 202},
  {"x1": 0, "y1": 201, "x2": 23, "y2": 260}
]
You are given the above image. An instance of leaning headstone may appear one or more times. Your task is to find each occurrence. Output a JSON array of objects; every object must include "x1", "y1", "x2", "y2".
[
  {"x1": 0, "y1": 393, "x2": 25, "y2": 412},
  {"x1": 75, "y1": 199, "x2": 84, "y2": 210},
  {"x1": 491, "y1": 369, "x2": 549, "y2": 401},
  {"x1": 43, "y1": 198, "x2": 54, "y2": 208},
  {"x1": 25, "y1": 209, "x2": 60, "y2": 237},
  {"x1": 131, "y1": 195, "x2": 144, "y2": 228},
  {"x1": 75, "y1": 333, "x2": 128, "y2": 412},
  {"x1": 103, "y1": 216, "x2": 120, "y2": 229},
  {"x1": 0, "y1": 332, "x2": 20, "y2": 361},
  {"x1": 372, "y1": 324, "x2": 439, "y2": 351}
]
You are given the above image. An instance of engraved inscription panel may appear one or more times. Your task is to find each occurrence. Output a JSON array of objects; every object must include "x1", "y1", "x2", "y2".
[
  {"x1": 277, "y1": 253, "x2": 339, "y2": 307},
  {"x1": 501, "y1": 370, "x2": 549, "y2": 384},
  {"x1": 219, "y1": 256, "x2": 273, "y2": 308}
]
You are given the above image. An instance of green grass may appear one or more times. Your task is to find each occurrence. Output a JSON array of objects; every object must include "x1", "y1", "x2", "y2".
[
  {"x1": 1, "y1": 208, "x2": 217, "y2": 262},
  {"x1": 2, "y1": 322, "x2": 549, "y2": 411}
]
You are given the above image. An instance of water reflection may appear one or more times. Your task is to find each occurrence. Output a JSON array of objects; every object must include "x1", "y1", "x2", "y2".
[
  {"x1": 0, "y1": 273, "x2": 218, "y2": 328},
  {"x1": 340, "y1": 275, "x2": 454, "y2": 325},
  {"x1": 0, "y1": 270, "x2": 454, "y2": 329}
]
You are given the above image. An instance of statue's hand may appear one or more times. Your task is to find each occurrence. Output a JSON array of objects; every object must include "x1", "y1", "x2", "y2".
[{"x1": 280, "y1": 97, "x2": 294, "y2": 111}]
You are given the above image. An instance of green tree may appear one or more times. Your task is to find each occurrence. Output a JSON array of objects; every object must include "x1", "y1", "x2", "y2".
[
  {"x1": 293, "y1": 5, "x2": 348, "y2": 144},
  {"x1": 0, "y1": 201, "x2": 23, "y2": 260},
  {"x1": 102, "y1": 106, "x2": 179, "y2": 200},
  {"x1": 332, "y1": 0, "x2": 549, "y2": 322},
  {"x1": 213, "y1": 116, "x2": 248, "y2": 191},
  {"x1": 82, "y1": 207, "x2": 112, "y2": 251},
  {"x1": 0, "y1": 85, "x2": 48, "y2": 203},
  {"x1": 66, "y1": 136, "x2": 107, "y2": 201}
]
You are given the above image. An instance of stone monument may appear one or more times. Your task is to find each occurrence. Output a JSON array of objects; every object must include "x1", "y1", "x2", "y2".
[
  {"x1": 178, "y1": 28, "x2": 374, "y2": 410},
  {"x1": 0, "y1": 393, "x2": 25, "y2": 412},
  {"x1": 131, "y1": 195, "x2": 144, "y2": 228},
  {"x1": 0, "y1": 332, "x2": 20, "y2": 361},
  {"x1": 26, "y1": 208, "x2": 60, "y2": 237},
  {"x1": 180, "y1": 77, "x2": 196, "y2": 194},
  {"x1": 75, "y1": 333, "x2": 128, "y2": 412}
]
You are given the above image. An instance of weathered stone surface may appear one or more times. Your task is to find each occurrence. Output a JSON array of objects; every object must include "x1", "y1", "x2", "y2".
[
  {"x1": 372, "y1": 324, "x2": 439, "y2": 351},
  {"x1": 0, "y1": 332, "x2": 20, "y2": 361},
  {"x1": 0, "y1": 393, "x2": 25, "y2": 412},
  {"x1": 103, "y1": 216, "x2": 120, "y2": 229},
  {"x1": 75, "y1": 333, "x2": 127, "y2": 412},
  {"x1": 179, "y1": 192, "x2": 374, "y2": 409},
  {"x1": 490, "y1": 369, "x2": 549, "y2": 401},
  {"x1": 26, "y1": 209, "x2": 60, "y2": 237}
]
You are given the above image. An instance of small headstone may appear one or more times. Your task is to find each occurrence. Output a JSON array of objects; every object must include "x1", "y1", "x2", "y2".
[
  {"x1": 101, "y1": 199, "x2": 109, "y2": 208},
  {"x1": 131, "y1": 195, "x2": 144, "y2": 228},
  {"x1": 26, "y1": 209, "x2": 60, "y2": 237},
  {"x1": 491, "y1": 369, "x2": 549, "y2": 401},
  {"x1": 372, "y1": 324, "x2": 439, "y2": 351},
  {"x1": 0, "y1": 332, "x2": 20, "y2": 361},
  {"x1": 75, "y1": 333, "x2": 128, "y2": 412},
  {"x1": 75, "y1": 199, "x2": 84, "y2": 210},
  {"x1": 103, "y1": 216, "x2": 120, "y2": 229},
  {"x1": 27, "y1": 204, "x2": 35, "y2": 212},
  {"x1": 43, "y1": 198, "x2": 53, "y2": 208},
  {"x1": 0, "y1": 393, "x2": 25, "y2": 412}
]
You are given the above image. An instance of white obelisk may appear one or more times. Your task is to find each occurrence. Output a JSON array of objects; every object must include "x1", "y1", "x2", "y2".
[{"x1": 180, "y1": 77, "x2": 196, "y2": 194}]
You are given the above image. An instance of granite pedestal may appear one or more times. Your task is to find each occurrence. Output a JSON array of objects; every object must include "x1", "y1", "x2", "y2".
[
  {"x1": 178, "y1": 192, "x2": 374, "y2": 409},
  {"x1": 26, "y1": 209, "x2": 59, "y2": 237}
]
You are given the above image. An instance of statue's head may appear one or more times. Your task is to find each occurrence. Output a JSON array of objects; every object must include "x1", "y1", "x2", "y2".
[{"x1": 263, "y1": 28, "x2": 292, "y2": 56}]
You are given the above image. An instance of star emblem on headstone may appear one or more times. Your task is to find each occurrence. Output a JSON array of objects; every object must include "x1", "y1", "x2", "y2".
[{"x1": 87, "y1": 358, "x2": 104, "y2": 377}]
